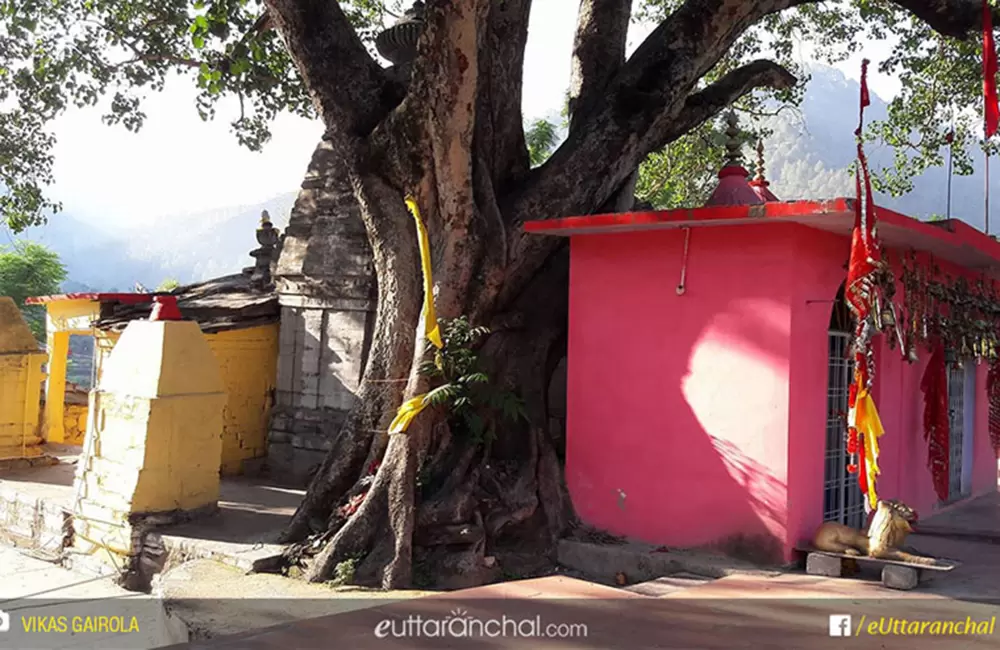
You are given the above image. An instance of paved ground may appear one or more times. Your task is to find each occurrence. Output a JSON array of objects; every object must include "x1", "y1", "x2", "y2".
[
  {"x1": 154, "y1": 559, "x2": 433, "y2": 640},
  {"x1": 917, "y1": 492, "x2": 1000, "y2": 540},
  {"x1": 2, "y1": 454, "x2": 997, "y2": 649},
  {"x1": 163, "y1": 572, "x2": 1000, "y2": 650},
  {"x1": 0, "y1": 456, "x2": 305, "y2": 570},
  {"x1": 0, "y1": 546, "x2": 189, "y2": 649},
  {"x1": 161, "y1": 505, "x2": 1000, "y2": 650}
]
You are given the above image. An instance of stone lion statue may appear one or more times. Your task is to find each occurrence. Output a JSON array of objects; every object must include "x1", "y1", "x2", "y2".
[{"x1": 813, "y1": 499, "x2": 944, "y2": 566}]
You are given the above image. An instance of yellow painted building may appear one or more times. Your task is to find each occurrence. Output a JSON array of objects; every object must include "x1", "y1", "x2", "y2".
[
  {"x1": 0, "y1": 297, "x2": 46, "y2": 459},
  {"x1": 205, "y1": 325, "x2": 279, "y2": 474},
  {"x1": 73, "y1": 317, "x2": 227, "y2": 562},
  {"x1": 26, "y1": 276, "x2": 280, "y2": 476}
]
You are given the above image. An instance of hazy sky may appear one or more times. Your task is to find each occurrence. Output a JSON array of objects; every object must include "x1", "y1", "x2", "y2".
[{"x1": 47, "y1": 0, "x2": 897, "y2": 228}]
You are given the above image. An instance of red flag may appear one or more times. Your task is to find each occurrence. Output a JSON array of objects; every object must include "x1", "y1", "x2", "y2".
[
  {"x1": 985, "y1": 0, "x2": 1000, "y2": 138},
  {"x1": 845, "y1": 60, "x2": 880, "y2": 326}
]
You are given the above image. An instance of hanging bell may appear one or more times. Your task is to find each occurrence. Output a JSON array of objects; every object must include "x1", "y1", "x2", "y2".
[{"x1": 881, "y1": 305, "x2": 895, "y2": 328}]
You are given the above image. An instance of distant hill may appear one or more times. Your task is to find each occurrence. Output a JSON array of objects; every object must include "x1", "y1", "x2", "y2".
[
  {"x1": 757, "y1": 64, "x2": 992, "y2": 229},
  {"x1": 21, "y1": 191, "x2": 296, "y2": 291}
]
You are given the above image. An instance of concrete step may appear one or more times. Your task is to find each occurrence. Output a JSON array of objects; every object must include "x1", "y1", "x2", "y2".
[
  {"x1": 622, "y1": 572, "x2": 718, "y2": 597},
  {"x1": 557, "y1": 539, "x2": 781, "y2": 586}
]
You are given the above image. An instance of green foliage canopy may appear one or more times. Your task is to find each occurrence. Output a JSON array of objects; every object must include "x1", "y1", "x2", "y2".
[
  {"x1": 0, "y1": 240, "x2": 67, "y2": 340},
  {"x1": 525, "y1": 118, "x2": 560, "y2": 168},
  {"x1": 0, "y1": 0, "x2": 993, "y2": 225},
  {"x1": 639, "y1": 0, "x2": 996, "y2": 203}
]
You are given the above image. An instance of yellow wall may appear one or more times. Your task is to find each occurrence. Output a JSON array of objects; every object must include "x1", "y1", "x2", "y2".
[
  {"x1": 62, "y1": 403, "x2": 88, "y2": 446},
  {"x1": 73, "y1": 320, "x2": 226, "y2": 564},
  {"x1": 90, "y1": 324, "x2": 278, "y2": 475},
  {"x1": 42, "y1": 299, "x2": 100, "y2": 444},
  {"x1": 205, "y1": 325, "x2": 279, "y2": 475},
  {"x1": 38, "y1": 297, "x2": 278, "y2": 473},
  {"x1": 0, "y1": 297, "x2": 46, "y2": 459}
]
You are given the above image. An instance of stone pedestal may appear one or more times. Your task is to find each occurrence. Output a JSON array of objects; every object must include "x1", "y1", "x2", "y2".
[
  {"x1": 72, "y1": 320, "x2": 226, "y2": 567},
  {"x1": 269, "y1": 139, "x2": 376, "y2": 485},
  {"x1": 0, "y1": 297, "x2": 45, "y2": 459}
]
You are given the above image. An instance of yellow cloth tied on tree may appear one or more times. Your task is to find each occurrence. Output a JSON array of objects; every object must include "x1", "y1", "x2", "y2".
[
  {"x1": 389, "y1": 395, "x2": 430, "y2": 434},
  {"x1": 854, "y1": 386, "x2": 885, "y2": 510},
  {"x1": 405, "y1": 197, "x2": 443, "y2": 350},
  {"x1": 388, "y1": 197, "x2": 443, "y2": 435}
]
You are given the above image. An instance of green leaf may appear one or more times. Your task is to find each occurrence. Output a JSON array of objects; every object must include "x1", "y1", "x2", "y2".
[
  {"x1": 424, "y1": 383, "x2": 459, "y2": 406},
  {"x1": 192, "y1": 34, "x2": 205, "y2": 49}
]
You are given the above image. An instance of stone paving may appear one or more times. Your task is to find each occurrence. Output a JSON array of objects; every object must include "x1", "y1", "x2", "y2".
[
  {"x1": 0, "y1": 546, "x2": 189, "y2": 649},
  {"x1": 916, "y1": 492, "x2": 1000, "y2": 541},
  {"x1": 163, "y1": 516, "x2": 1000, "y2": 650}
]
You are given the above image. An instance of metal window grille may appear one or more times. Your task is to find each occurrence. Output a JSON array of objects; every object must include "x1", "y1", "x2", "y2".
[
  {"x1": 947, "y1": 362, "x2": 966, "y2": 501},
  {"x1": 823, "y1": 330, "x2": 866, "y2": 529}
]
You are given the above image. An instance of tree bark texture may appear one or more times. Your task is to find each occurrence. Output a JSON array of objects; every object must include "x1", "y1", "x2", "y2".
[{"x1": 264, "y1": 0, "x2": 996, "y2": 588}]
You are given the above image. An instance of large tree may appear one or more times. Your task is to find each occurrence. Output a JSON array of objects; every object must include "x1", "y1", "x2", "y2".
[{"x1": 0, "y1": 0, "x2": 997, "y2": 588}]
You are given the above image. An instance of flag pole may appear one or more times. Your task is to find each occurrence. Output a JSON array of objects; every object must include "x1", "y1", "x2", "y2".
[
  {"x1": 947, "y1": 124, "x2": 954, "y2": 221},
  {"x1": 986, "y1": 0, "x2": 998, "y2": 235}
]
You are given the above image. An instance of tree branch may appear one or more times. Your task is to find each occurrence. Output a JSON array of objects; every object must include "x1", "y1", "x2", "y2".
[
  {"x1": 263, "y1": 0, "x2": 399, "y2": 137},
  {"x1": 652, "y1": 59, "x2": 796, "y2": 150},
  {"x1": 496, "y1": 57, "x2": 797, "y2": 311},
  {"x1": 504, "y1": 1, "x2": 810, "y2": 244},
  {"x1": 496, "y1": 0, "x2": 1000, "y2": 313},
  {"x1": 568, "y1": 0, "x2": 631, "y2": 134},
  {"x1": 890, "y1": 0, "x2": 1000, "y2": 39},
  {"x1": 475, "y1": 0, "x2": 533, "y2": 189}
]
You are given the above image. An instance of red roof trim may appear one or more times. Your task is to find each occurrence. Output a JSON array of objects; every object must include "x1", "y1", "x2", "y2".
[
  {"x1": 522, "y1": 198, "x2": 852, "y2": 235},
  {"x1": 523, "y1": 197, "x2": 1000, "y2": 273},
  {"x1": 24, "y1": 293, "x2": 157, "y2": 306}
]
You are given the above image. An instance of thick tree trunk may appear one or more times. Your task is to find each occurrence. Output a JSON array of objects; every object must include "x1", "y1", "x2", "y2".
[
  {"x1": 278, "y1": 172, "x2": 575, "y2": 587},
  {"x1": 265, "y1": 0, "x2": 840, "y2": 589}
]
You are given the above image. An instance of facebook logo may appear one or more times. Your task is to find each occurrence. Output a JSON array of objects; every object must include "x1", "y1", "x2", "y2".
[{"x1": 829, "y1": 614, "x2": 851, "y2": 637}]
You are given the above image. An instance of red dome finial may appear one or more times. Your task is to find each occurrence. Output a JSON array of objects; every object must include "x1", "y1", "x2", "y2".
[{"x1": 150, "y1": 295, "x2": 183, "y2": 321}]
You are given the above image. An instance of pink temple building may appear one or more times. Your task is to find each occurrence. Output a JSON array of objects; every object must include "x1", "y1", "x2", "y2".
[{"x1": 525, "y1": 130, "x2": 1000, "y2": 564}]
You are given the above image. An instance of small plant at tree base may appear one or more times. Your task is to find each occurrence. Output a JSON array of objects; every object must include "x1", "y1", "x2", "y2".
[
  {"x1": 419, "y1": 317, "x2": 528, "y2": 446},
  {"x1": 331, "y1": 554, "x2": 362, "y2": 586}
]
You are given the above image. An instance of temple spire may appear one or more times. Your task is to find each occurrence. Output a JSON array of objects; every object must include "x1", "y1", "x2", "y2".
[
  {"x1": 749, "y1": 139, "x2": 780, "y2": 202},
  {"x1": 754, "y1": 140, "x2": 766, "y2": 182},
  {"x1": 704, "y1": 111, "x2": 763, "y2": 206},
  {"x1": 723, "y1": 112, "x2": 744, "y2": 167}
]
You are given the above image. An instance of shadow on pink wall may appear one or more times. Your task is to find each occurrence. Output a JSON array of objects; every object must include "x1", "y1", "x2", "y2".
[{"x1": 566, "y1": 226, "x2": 797, "y2": 564}]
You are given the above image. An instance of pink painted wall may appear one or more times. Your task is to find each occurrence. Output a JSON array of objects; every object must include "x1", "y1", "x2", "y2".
[
  {"x1": 566, "y1": 221, "x2": 998, "y2": 563},
  {"x1": 787, "y1": 228, "x2": 998, "y2": 549},
  {"x1": 566, "y1": 223, "x2": 800, "y2": 561}
]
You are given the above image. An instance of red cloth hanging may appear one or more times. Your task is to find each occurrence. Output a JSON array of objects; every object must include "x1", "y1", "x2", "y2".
[
  {"x1": 845, "y1": 60, "x2": 881, "y2": 327},
  {"x1": 987, "y1": 360, "x2": 1000, "y2": 453},
  {"x1": 920, "y1": 341, "x2": 950, "y2": 502},
  {"x1": 985, "y1": 0, "x2": 1000, "y2": 138}
]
